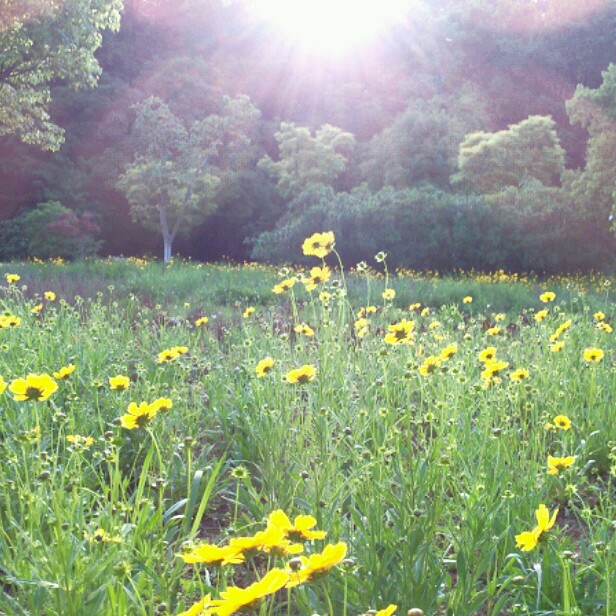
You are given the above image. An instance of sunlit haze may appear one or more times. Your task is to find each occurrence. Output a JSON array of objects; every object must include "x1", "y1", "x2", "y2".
[{"x1": 249, "y1": 0, "x2": 412, "y2": 55}]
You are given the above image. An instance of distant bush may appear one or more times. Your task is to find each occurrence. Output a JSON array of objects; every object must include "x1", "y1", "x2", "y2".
[
  {"x1": 251, "y1": 184, "x2": 615, "y2": 273},
  {"x1": 0, "y1": 201, "x2": 102, "y2": 260}
]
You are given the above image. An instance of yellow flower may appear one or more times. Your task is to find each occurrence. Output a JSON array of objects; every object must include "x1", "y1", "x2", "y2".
[
  {"x1": 354, "y1": 318, "x2": 370, "y2": 338},
  {"x1": 66, "y1": 434, "x2": 94, "y2": 450},
  {"x1": 439, "y1": 343, "x2": 458, "y2": 361},
  {"x1": 494, "y1": 313, "x2": 506, "y2": 321},
  {"x1": 463, "y1": 296, "x2": 473, "y2": 304},
  {"x1": 195, "y1": 316, "x2": 209, "y2": 327},
  {"x1": 547, "y1": 455, "x2": 575, "y2": 475},
  {"x1": 550, "y1": 341, "x2": 565, "y2": 353},
  {"x1": 273, "y1": 277, "x2": 297, "y2": 294},
  {"x1": 540, "y1": 291, "x2": 556, "y2": 303},
  {"x1": 157, "y1": 346, "x2": 188, "y2": 363},
  {"x1": 374, "y1": 606, "x2": 397, "y2": 616},
  {"x1": 84, "y1": 528, "x2": 122, "y2": 543},
  {"x1": 510, "y1": 368, "x2": 530, "y2": 382},
  {"x1": 303, "y1": 265, "x2": 331, "y2": 291},
  {"x1": 267, "y1": 509, "x2": 327, "y2": 541},
  {"x1": 53, "y1": 364, "x2": 75, "y2": 380},
  {"x1": 409, "y1": 303, "x2": 421, "y2": 311},
  {"x1": 0, "y1": 314, "x2": 21, "y2": 329},
  {"x1": 243, "y1": 307, "x2": 255, "y2": 318},
  {"x1": 534, "y1": 309, "x2": 549, "y2": 322},
  {"x1": 210, "y1": 568, "x2": 289, "y2": 616},
  {"x1": 515, "y1": 504, "x2": 558, "y2": 551},
  {"x1": 429, "y1": 320, "x2": 441, "y2": 330},
  {"x1": 583, "y1": 347, "x2": 604, "y2": 363},
  {"x1": 31, "y1": 304, "x2": 43, "y2": 314},
  {"x1": 285, "y1": 542, "x2": 347, "y2": 587},
  {"x1": 478, "y1": 347, "x2": 497, "y2": 363},
  {"x1": 150, "y1": 397, "x2": 172, "y2": 412},
  {"x1": 419, "y1": 356, "x2": 441, "y2": 377},
  {"x1": 553, "y1": 415, "x2": 571, "y2": 431},
  {"x1": 420, "y1": 307, "x2": 430, "y2": 317},
  {"x1": 9, "y1": 373, "x2": 58, "y2": 402},
  {"x1": 382, "y1": 288, "x2": 395, "y2": 301},
  {"x1": 593, "y1": 311, "x2": 605, "y2": 321},
  {"x1": 118, "y1": 401, "x2": 159, "y2": 430},
  {"x1": 384, "y1": 319, "x2": 414, "y2": 345},
  {"x1": 544, "y1": 422, "x2": 556, "y2": 432},
  {"x1": 319, "y1": 291, "x2": 332, "y2": 303},
  {"x1": 286, "y1": 365, "x2": 317, "y2": 384},
  {"x1": 481, "y1": 360, "x2": 509, "y2": 380},
  {"x1": 294, "y1": 323, "x2": 315, "y2": 337},
  {"x1": 5, "y1": 273, "x2": 20, "y2": 284},
  {"x1": 486, "y1": 326, "x2": 501, "y2": 336},
  {"x1": 597, "y1": 322, "x2": 613, "y2": 333},
  {"x1": 44, "y1": 291, "x2": 56, "y2": 301},
  {"x1": 109, "y1": 375, "x2": 131, "y2": 391},
  {"x1": 229, "y1": 526, "x2": 292, "y2": 558},
  {"x1": 302, "y1": 231, "x2": 335, "y2": 258},
  {"x1": 549, "y1": 319, "x2": 572, "y2": 342},
  {"x1": 178, "y1": 543, "x2": 244, "y2": 566},
  {"x1": 256, "y1": 357, "x2": 275, "y2": 378},
  {"x1": 177, "y1": 594, "x2": 213, "y2": 616},
  {"x1": 0, "y1": 375, "x2": 6, "y2": 395}
]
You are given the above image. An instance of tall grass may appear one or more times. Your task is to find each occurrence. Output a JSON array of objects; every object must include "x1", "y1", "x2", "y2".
[{"x1": 0, "y1": 254, "x2": 613, "y2": 615}]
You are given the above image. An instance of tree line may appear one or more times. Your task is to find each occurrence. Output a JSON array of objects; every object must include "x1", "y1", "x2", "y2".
[{"x1": 0, "y1": 0, "x2": 615, "y2": 272}]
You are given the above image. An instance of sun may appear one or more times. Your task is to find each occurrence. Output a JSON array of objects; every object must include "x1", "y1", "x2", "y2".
[{"x1": 249, "y1": 0, "x2": 411, "y2": 56}]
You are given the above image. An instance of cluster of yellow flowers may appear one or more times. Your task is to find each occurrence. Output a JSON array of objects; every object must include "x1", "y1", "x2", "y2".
[
  {"x1": 178, "y1": 510, "x2": 346, "y2": 616},
  {"x1": 157, "y1": 345, "x2": 189, "y2": 363},
  {"x1": 117, "y1": 398, "x2": 172, "y2": 430},
  {"x1": 0, "y1": 314, "x2": 21, "y2": 329}
]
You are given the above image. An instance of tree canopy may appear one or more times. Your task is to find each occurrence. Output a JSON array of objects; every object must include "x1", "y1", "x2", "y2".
[{"x1": 0, "y1": 0, "x2": 122, "y2": 150}]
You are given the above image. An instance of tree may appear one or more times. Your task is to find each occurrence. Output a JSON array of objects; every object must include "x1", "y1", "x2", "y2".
[
  {"x1": 117, "y1": 94, "x2": 261, "y2": 262},
  {"x1": 360, "y1": 89, "x2": 489, "y2": 190},
  {"x1": 452, "y1": 115, "x2": 565, "y2": 194},
  {"x1": 566, "y1": 63, "x2": 616, "y2": 233},
  {"x1": 0, "y1": 0, "x2": 123, "y2": 150},
  {"x1": 257, "y1": 122, "x2": 355, "y2": 198}
]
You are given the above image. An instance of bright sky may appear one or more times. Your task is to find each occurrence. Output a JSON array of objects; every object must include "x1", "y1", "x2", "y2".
[{"x1": 249, "y1": 0, "x2": 412, "y2": 56}]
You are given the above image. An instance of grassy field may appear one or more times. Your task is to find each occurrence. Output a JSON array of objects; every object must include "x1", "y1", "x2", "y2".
[{"x1": 0, "y1": 246, "x2": 614, "y2": 616}]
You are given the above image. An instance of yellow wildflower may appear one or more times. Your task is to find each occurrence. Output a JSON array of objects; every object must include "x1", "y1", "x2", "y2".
[
  {"x1": 255, "y1": 357, "x2": 275, "y2": 378},
  {"x1": 53, "y1": 364, "x2": 75, "y2": 380},
  {"x1": 547, "y1": 455, "x2": 575, "y2": 475},
  {"x1": 267, "y1": 510, "x2": 327, "y2": 541},
  {"x1": 109, "y1": 375, "x2": 131, "y2": 391},
  {"x1": 285, "y1": 542, "x2": 347, "y2": 587},
  {"x1": 553, "y1": 415, "x2": 571, "y2": 431},
  {"x1": 515, "y1": 504, "x2": 558, "y2": 551},
  {"x1": 583, "y1": 347, "x2": 604, "y2": 363},
  {"x1": 286, "y1": 365, "x2": 317, "y2": 384},
  {"x1": 540, "y1": 291, "x2": 556, "y2": 303},
  {"x1": 302, "y1": 232, "x2": 335, "y2": 258},
  {"x1": 210, "y1": 569, "x2": 289, "y2": 616},
  {"x1": 9, "y1": 373, "x2": 58, "y2": 402}
]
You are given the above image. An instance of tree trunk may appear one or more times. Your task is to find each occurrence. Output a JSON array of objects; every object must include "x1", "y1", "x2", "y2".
[
  {"x1": 163, "y1": 235, "x2": 172, "y2": 263},
  {"x1": 159, "y1": 204, "x2": 173, "y2": 264}
]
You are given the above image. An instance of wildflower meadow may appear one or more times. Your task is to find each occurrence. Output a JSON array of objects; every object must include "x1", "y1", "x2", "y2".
[{"x1": 0, "y1": 235, "x2": 614, "y2": 616}]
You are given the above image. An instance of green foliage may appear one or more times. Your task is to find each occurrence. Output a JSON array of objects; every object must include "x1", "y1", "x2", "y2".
[
  {"x1": 258, "y1": 122, "x2": 355, "y2": 198},
  {"x1": 360, "y1": 89, "x2": 489, "y2": 190},
  {"x1": 251, "y1": 185, "x2": 509, "y2": 270},
  {"x1": 0, "y1": 0, "x2": 122, "y2": 150},
  {"x1": 251, "y1": 183, "x2": 615, "y2": 273},
  {"x1": 0, "y1": 200, "x2": 101, "y2": 260},
  {"x1": 453, "y1": 115, "x2": 566, "y2": 194},
  {"x1": 566, "y1": 63, "x2": 616, "y2": 233}
]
